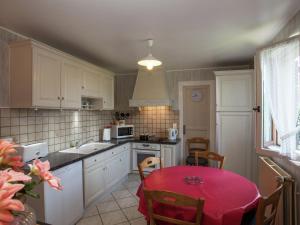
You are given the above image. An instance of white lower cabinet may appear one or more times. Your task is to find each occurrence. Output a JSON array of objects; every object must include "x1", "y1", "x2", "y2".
[
  {"x1": 28, "y1": 161, "x2": 84, "y2": 225},
  {"x1": 84, "y1": 144, "x2": 131, "y2": 207},
  {"x1": 161, "y1": 144, "x2": 181, "y2": 167}
]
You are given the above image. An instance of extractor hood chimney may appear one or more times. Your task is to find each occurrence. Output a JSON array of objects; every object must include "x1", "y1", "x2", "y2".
[{"x1": 129, "y1": 69, "x2": 171, "y2": 107}]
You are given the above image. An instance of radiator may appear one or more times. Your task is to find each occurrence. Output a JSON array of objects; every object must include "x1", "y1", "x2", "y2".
[{"x1": 258, "y1": 156, "x2": 296, "y2": 225}]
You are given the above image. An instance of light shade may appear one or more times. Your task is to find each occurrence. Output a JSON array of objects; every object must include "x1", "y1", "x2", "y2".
[
  {"x1": 138, "y1": 54, "x2": 162, "y2": 70},
  {"x1": 137, "y1": 39, "x2": 162, "y2": 70}
]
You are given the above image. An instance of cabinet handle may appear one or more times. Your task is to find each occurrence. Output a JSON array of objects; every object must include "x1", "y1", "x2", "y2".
[
  {"x1": 57, "y1": 96, "x2": 60, "y2": 100},
  {"x1": 62, "y1": 97, "x2": 65, "y2": 100},
  {"x1": 94, "y1": 159, "x2": 97, "y2": 162},
  {"x1": 81, "y1": 86, "x2": 85, "y2": 89}
]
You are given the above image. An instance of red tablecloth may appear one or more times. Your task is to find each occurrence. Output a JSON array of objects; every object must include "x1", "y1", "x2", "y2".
[{"x1": 137, "y1": 166, "x2": 260, "y2": 225}]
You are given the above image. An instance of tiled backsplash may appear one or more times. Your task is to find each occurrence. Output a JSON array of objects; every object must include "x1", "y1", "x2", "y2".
[
  {"x1": 123, "y1": 106, "x2": 179, "y2": 138},
  {"x1": 0, "y1": 107, "x2": 179, "y2": 153}
]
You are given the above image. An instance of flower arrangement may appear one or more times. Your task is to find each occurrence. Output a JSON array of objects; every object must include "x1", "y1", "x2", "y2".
[{"x1": 0, "y1": 140, "x2": 62, "y2": 225}]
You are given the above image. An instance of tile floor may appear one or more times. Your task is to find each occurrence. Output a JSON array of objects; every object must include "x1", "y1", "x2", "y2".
[{"x1": 76, "y1": 174, "x2": 146, "y2": 225}]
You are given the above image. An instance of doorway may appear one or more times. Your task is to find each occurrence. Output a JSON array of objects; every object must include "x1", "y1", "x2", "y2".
[{"x1": 179, "y1": 81, "x2": 215, "y2": 163}]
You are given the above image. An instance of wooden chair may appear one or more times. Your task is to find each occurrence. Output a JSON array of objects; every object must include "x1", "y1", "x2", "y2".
[
  {"x1": 144, "y1": 189, "x2": 205, "y2": 225},
  {"x1": 255, "y1": 183, "x2": 284, "y2": 225},
  {"x1": 186, "y1": 137, "x2": 209, "y2": 166},
  {"x1": 194, "y1": 151, "x2": 225, "y2": 169},
  {"x1": 138, "y1": 157, "x2": 162, "y2": 181}
]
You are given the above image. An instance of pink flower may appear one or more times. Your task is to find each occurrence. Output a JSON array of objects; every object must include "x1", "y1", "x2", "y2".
[
  {"x1": 0, "y1": 169, "x2": 32, "y2": 183},
  {"x1": 29, "y1": 159, "x2": 63, "y2": 190},
  {"x1": 0, "y1": 140, "x2": 24, "y2": 170},
  {"x1": 0, "y1": 178, "x2": 25, "y2": 225}
]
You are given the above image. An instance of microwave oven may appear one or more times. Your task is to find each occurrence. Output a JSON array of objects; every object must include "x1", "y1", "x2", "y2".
[{"x1": 111, "y1": 125, "x2": 134, "y2": 139}]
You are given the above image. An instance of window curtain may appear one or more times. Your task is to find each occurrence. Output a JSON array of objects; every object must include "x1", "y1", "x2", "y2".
[{"x1": 260, "y1": 38, "x2": 300, "y2": 160}]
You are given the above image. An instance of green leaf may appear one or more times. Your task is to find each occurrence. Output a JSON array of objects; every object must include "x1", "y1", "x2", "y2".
[{"x1": 25, "y1": 190, "x2": 40, "y2": 199}]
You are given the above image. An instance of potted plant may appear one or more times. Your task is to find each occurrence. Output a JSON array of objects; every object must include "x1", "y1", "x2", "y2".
[{"x1": 0, "y1": 139, "x2": 62, "y2": 225}]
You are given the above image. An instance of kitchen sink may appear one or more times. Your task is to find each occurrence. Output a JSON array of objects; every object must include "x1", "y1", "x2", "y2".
[{"x1": 60, "y1": 142, "x2": 115, "y2": 155}]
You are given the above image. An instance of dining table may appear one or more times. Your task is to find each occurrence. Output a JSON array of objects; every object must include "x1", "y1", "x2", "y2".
[{"x1": 136, "y1": 166, "x2": 260, "y2": 225}]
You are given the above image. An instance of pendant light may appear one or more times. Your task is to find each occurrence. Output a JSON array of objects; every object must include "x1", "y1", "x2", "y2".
[{"x1": 138, "y1": 39, "x2": 162, "y2": 70}]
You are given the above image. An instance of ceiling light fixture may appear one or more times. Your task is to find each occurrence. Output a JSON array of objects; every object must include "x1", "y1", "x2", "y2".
[{"x1": 138, "y1": 39, "x2": 162, "y2": 70}]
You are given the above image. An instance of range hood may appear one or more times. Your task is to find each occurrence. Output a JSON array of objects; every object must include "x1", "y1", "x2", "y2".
[{"x1": 129, "y1": 69, "x2": 171, "y2": 107}]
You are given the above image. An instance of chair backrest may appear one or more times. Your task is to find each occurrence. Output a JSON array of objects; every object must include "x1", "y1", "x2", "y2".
[
  {"x1": 256, "y1": 183, "x2": 284, "y2": 225},
  {"x1": 195, "y1": 151, "x2": 225, "y2": 169},
  {"x1": 186, "y1": 137, "x2": 209, "y2": 155},
  {"x1": 138, "y1": 157, "x2": 162, "y2": 181},
  {"x1": 144, "y1": 189, "x2": 205, "y2": 225}
]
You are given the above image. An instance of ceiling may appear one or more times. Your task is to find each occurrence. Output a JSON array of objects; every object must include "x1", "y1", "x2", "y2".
[{"x1": 0, "y1": 0, "x2": 300, "y2": 73}]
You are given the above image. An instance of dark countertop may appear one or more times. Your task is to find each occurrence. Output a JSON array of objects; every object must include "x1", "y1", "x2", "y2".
[{"x1": 30, "y1": 137, "x2": 180, "y2": 171}]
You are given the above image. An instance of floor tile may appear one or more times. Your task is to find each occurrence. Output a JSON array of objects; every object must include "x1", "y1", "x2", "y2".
[
  {"x1": 97, "y1": 200, "x2": 120, "y2": 213},
  {"x1": 100, "y1": 210, "x2": 128, "y2": 225},
  {"x1": 77, "y1": 215, "x2": 102, "y2": 225},
  {"x1": 127, "y1": 174, "x2": 140, "y2": 182},
  {"x1": 127, "y1": 186, "x2": 139, "y2": 196},
  {"x1": 129, "y1": 217, "x2": 147, "y2": 225},
  {"x1": 117, "y1": 222, "x2": 131, "y2": 225},
  {"x1": 117, "y1": 197, "x2": 138, "y2": 208},
  {"x1": 83, "y1": 205, "x2": 99, "y2": 218},
  {"x1": 112, "y1": 190, "x2": 133, "y2": 199},
  {"x1": 123, "y1": 181, "x2": 141, "y2": 188},
  {"x1": 122, "y1": 206, "x2": 143, "y2": 220},
  {"x1": 97, "y1": 193, "x2": 115, "y2": 203}
]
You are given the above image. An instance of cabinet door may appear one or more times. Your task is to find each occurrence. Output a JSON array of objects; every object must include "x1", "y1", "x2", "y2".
[
  {"x1": 61, "y1": 58, "x2": 82, "y2": 108},
  {"x1": 161, "y1": 145, "x2": 175, "y2": 167},
  {"x1": 63, "y1": 162, "x2": 83, "y2": 225},
  {"x1": 216, "y1": 71, "x2": 253, "y2": 111},
  {"x1": 44, "y1": 168, "x2": 65, "y2": 225},
  {"x1": 84, "y1": 164, "x2": 106, "y2": 206},
  {"x1": 33, "y1": 47, "x2": 61, "y2": 107},
  {"x1": 82, "y1": 69, "x2": 100, "y2": 98},
  {"x1": 105, "y1": 157, "x2": 119, "y2": 188},
  {"x1": 100, "y1": 73, "x2": 114, "y2": 110},
  {"x1": 217, "y1": 112, "x2": 253, "y2": 179}
]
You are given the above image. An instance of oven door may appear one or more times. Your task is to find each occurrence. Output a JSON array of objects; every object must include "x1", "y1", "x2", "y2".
[{"x1": 132, "y1": 149, "x2": 160, "y2": 172}]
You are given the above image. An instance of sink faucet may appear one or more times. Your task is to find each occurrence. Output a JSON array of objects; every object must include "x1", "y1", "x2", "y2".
[{"x1": 76, "y1": 138, "x2": 95, "y2": 149}]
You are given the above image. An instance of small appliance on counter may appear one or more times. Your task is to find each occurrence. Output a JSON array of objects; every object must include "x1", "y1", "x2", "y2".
[
  {"x1": 111, "y1": 124, "x2": 134, "y2": 139},
  {"x1": 16, "y1": 142, "x2": 48, "y2": 162},
  {"x1": 102, "y1": 127, "x2": 111, "y2": 141},
  {"x1": 168, "y1": 128, "x2": 178, "y2": 140}
]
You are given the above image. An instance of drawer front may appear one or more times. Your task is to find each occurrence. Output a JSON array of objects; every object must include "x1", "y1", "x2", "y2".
[
  {"x1": 84, "y1": 144, "x2": 129, "y2": 168},
  {"x1": 132, "y1": 143, "x2": 160, "y2": 150},
  {"x1": 84, "y1": 151, "x2": 110, "y2": 168}
]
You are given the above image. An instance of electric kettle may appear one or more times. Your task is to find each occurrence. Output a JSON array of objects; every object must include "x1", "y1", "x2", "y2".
[{"x1": 168, "y1": 128, "x2": 178, "y2": 140}]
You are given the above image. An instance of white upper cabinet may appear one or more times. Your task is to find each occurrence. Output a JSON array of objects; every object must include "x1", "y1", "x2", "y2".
[
  {"x1": 9, "y1": 40, "x2": 114, "y2": 109},
  {"x1": 61, "y1": 58, "x2": 82, "y2": 108},
  {"x1": 215, "y1": 70, "x2": 253, "y2": 111},
  {"x1": 33, "y1": 47, "x2": 61, "y2": 108},
  {"x1": 100, "y1": 73, "x2": 114, "y2": 110},
  {"x1": 82, "y1": 68, "x2": 101, "y2": 98}
]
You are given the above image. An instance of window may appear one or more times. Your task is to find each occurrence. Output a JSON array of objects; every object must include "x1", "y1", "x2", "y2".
[{"x1": 259, "y1": 37, "x2": 300, "y2": 159}]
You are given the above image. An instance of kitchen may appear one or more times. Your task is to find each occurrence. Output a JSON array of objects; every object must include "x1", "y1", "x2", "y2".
[{"x1": 0, "y1": 1, "x2": 300, "y2": 225}]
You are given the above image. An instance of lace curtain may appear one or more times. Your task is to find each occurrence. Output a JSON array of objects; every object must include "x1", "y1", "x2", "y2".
[{"x1": 260, "y1": 38, "x2": 300, "y2": 160}]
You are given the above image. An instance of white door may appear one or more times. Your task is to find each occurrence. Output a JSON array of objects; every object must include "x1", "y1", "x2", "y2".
[
  {"x1": 161, "y1": 145, "x2": 174, "y2": 167},
  {"x1": 62, "y1": 162, "x2": 83, "y2": 225},
  {"x1": 217, "y1": 112, "x2": 253, "y2": 178},
  {"x1": 84, "y1": 164, "x2": 106, "y2": 206},
  {"x1": 82, "y1": 68, "x2": 100, "y2": 98},
  {"x1": 216, "y1": 70, "x2": 253, "y2": 111},
  {"x1": 61, "y1": 58, "x2": 82, "y2": 108},
  {"x1": 182, "y1": 84, "x2": 213, "y2": 158},
  {"x1": 44, "y1": 167, "x2": 65, "y2": 225},
  {"x1": 33, "y1": 47, "x2": 61, "y2": 107},
  {"x1": 100, "y1": 73, "x2": 114, "y2": 110}
]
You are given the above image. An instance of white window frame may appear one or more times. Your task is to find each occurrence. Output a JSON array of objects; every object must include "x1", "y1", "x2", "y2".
[{"x1": 255, "y1": 35, "x2": 300, "y2": 158}]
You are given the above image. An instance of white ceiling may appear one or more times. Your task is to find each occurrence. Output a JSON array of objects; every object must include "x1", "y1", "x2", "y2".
[{"x1": 0, "y1": 0, "x2": 300, "y2": 73}]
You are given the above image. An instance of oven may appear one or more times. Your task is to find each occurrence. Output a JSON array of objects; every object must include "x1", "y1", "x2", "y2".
[{"x1": 132, "y1": 143, "x2": 161, "y2": 172}]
